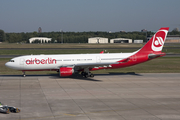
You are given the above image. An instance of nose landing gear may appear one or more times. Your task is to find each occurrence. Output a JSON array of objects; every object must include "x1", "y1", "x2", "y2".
[{"x1": 22, "y1": 71, "x2": 26, "y2": 77}]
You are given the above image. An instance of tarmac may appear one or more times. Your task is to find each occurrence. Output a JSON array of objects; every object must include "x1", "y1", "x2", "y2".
[{"x1": 0, "y1": 73, "x2": 180, "y2": 120}]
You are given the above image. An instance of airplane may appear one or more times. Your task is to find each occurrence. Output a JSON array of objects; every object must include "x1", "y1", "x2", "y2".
[{"x1": 5, "y1": 27, "x2": 169, "y2": 78}]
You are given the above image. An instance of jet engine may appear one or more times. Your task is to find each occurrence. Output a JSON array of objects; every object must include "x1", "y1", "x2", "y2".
[{"x1": 59, "y1": 67, "x2": 74, "y2": 77}]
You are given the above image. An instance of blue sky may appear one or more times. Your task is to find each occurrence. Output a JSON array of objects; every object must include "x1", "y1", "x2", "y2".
[{"x1": 1, "y1": 0, "x2": 180, "y2": 32}]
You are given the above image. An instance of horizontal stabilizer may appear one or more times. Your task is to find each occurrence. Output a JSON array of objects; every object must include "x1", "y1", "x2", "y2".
[{"x1": 148, "y1": 53, "x2": 166, "y2": 59}]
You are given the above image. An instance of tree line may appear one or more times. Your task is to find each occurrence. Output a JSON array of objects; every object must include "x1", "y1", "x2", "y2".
[{"x1": 0, "y1": 29, "x2": 180, "y2": 43}]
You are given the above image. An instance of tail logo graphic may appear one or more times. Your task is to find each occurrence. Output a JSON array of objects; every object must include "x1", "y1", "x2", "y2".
[
  {"x1": 154, "y1": 37, "x2": 163, "y2": 47},
  {"x1": 151, "y1": 29, "x2": 168, "y2": 51}
]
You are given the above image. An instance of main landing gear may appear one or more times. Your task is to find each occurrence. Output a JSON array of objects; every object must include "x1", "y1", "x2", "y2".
[{"x1": 81, "y1": 72, "x2": 94, "y2": 78}]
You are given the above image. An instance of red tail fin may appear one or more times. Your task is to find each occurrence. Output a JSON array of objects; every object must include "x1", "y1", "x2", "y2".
[
  {"x1": 138, "y1": 27, "x2": 169, "y2": 53},
  {"x1": 117, "y1": 28, "x2": 169, "y2": 67}
]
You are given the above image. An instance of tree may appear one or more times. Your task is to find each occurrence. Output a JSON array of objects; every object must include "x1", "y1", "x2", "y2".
[
  {"x1": 172, "y1": 28, "x2": 179, "y2": 32},
  {"x1": 0, "y1": 29, "x2": 5, "y2": 42},
  {"x1": 170, "y1": 28, "x2": 180, "y2": 35},
  {"x1": 5, "y1": 30, "x2": 170, "y2": 43}
]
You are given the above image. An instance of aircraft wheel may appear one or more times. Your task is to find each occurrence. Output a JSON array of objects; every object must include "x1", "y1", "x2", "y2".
[
  {"x1": 81, "y1": 72, "x2": 87, "y2": 78},
  {"x1": 90, "y1": 74, "x2": 94, "y2": 78},
  {"x1": 22, "y1": 71, "x2": 26, "y2": 77},
  {"x1": 84, "y1": 75, "x2": 88, "y2": 78},
  {"x1": 81, "y1": 72, "x2": 85, "y2": 76}
]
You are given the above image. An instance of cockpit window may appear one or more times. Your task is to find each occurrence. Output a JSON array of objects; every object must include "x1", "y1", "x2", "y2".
[{"x1": 9, "y1": 60, "x2": 15, "y2": 62}]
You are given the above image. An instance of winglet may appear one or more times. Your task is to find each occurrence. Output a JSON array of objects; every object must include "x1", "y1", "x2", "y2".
[{"x1": 100, "y1": 51, "x2": 104, "y2": 54}]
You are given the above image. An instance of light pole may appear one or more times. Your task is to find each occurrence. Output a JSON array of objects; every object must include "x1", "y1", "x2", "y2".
[
  {"x1": 146, "y1": 31, "x2": 147, "y2": 43},
  {"x1": 61, "y1": 30, "x2": 63, "y2": 44}
]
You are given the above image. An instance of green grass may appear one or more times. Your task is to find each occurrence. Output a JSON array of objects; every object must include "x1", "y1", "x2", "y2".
[
  {"x1": 0, "y1": 49, "x2": 138, "y2": 55},
  {"x1": 94, "y1": 57, "x2": 180, "y2": 74},
  {"x1": 0, "y1": 43, "x2": 144, "y2": 48},
  {"x1": 0, "y1": 48, "x2": 180, "y2": 55},
  {"x1": 0, "y1": 42, "x2": 180, "y2": 55},
  {"x1": 162, "y1": 49, "x2": 180, "y2": 54},
  {"x1": 1, "y1": 57, "x2": 180, "y2": 75},
  {"x1": 1, "y1": 43, "x2": 180, "y2": 49}
]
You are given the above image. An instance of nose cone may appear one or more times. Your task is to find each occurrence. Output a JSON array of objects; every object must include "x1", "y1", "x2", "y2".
[
  {"x1": 5, "y1": 62, "x2": 8, "y2": 67},
  {"x1": 5, "y1": 60, "x2": 21, "y2": 70},
  {"x1": 5, "y1": 62, "x2": 15, "y2": 69},
  {"x1": 5, "y1": 62, "x2": 10, "y2": 68}
]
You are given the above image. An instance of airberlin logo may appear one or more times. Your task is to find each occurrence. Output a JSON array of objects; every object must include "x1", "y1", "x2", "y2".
[
  {"x1": 154, "y1": 37, "x2": 163, "y2": 47},
  {"x1": 151, "y1": 30, "x2": 168, "y2": 52},
  {"x1": 26, "y1": 58, "x2": 57, "y2": 65}
]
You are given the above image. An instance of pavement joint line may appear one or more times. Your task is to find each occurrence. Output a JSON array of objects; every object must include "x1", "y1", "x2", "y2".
[
  {"x1": 140, "y1": 93, "x2": 180, "y2": 114},
  {"x1": 124, "y1": 75, "x2": 180, "y2": 119},
  {"x1": 16, "y1": 115, "x2": 55, "y2": 120},
  {"x1": 95, "y1": 80, "x2": 127, "y2": 120},
  {"x1": 148, "y1": 76, "x2": 180, "y2": 108},
  {"x1": 136, "y1": 83, "x2": 180, "y2": 115},
  {"x1": 74, "y1": 79, "x2": 98, "y2": 120},
  {"x1": 38, "y1": 77, "x2": 56, "y2": 120},
  {"x1": 20, "y1": 78, "x2": 22, "y2": 120},
  {"x1": 104, "y1": 79, "x2": 150, "y2": 120},
  {"x1": 99, "y1": 77, "x2": 162, "y2": 120},
  {"x1": 116, "y1": 92, "x2": 162, "y2": 120},
  {"x1": 16, "y1": 107, "x2": 150, "y2": 120},
  {"x1": 55, "y1": 78, "x2": 91, "y2": 120},
  {"x1": 76, "y1": 79, "x2": 127, "y2": 120}
]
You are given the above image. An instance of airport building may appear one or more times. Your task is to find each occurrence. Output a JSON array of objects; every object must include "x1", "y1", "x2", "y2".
[
  {"x1": 147, "y1": 35, "x2": 180, "y2": 43},
  {"x1": 29, "y1": 37, "x2": 52, "y2": 43},
  {"x1": 134, "y1": 40, "x2": 143, "y2": 43},
  {"x1": 165, "y1": 35, "x2": 180, "y2": 43},
  {"x1": 88, "y1": 37, "x2": 108, "y2": 43},
  {"x1": 110, "y1": 38, "x2": 132, "y2": 43}
]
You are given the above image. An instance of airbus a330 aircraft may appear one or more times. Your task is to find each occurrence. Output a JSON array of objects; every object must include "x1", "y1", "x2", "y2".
[{"x1": 5, "y1": 27, "x2": 169, "y2": 78}]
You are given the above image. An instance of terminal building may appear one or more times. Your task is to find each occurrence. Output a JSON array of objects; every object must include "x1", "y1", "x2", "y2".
[
  {"x1": 165, "y1": 35, "x2": 180, "y2": 43},
  {"x1": 88, "y1": 37, "x2": 108, "y2": 43},
  {"x1": 29, "y1": 37, "x2": 52, "y2": 43},
  {"x1": 110, "y1": 38, "x2": 132, "y2": 43},
  {"x1": 147, "y1": 35, "x2": 180, "y2": 43},
  {"x1": 134, "y1": 40, "x2": 143, "y2": 43}
]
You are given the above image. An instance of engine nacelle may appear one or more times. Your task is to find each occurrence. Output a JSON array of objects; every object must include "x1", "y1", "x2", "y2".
[{"x1": 59, "y1": 67, "x2": 74, "y2": 77}]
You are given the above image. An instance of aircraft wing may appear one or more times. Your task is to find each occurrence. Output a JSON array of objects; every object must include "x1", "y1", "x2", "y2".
[
  {"x1": 58, "y1": 62, "x2": 119, "y2": 70},
  {"x1": 75, "y1": 62, "x2": 119, "y2": 68}
]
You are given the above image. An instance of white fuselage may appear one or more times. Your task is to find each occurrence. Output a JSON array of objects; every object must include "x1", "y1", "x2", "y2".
[{"x1": 5, "y1": 53, "x2": 135, "y2": 71}]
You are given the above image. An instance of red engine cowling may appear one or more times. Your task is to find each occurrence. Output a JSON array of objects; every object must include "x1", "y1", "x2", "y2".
[{"x1": 59, "y1": 67, "x2": 74, "y2": 77}]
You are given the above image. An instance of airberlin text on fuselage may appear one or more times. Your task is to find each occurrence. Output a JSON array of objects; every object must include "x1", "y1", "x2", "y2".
[{"x1": 26, "y1": 58, "x2": 57, "y2": 65}]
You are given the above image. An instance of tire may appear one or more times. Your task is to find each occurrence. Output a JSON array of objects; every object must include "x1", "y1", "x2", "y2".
[
  {"x1": 90, "y1": 74, "x2": 94, "y2": 77},
  {"x1": 84, "y1": 75, "x2": 88, "y2": 78}
]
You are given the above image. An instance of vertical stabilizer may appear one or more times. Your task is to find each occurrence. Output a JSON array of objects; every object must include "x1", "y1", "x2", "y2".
[{"x1": 138, "y1": 27, "x2": 169, "y2": 53}]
